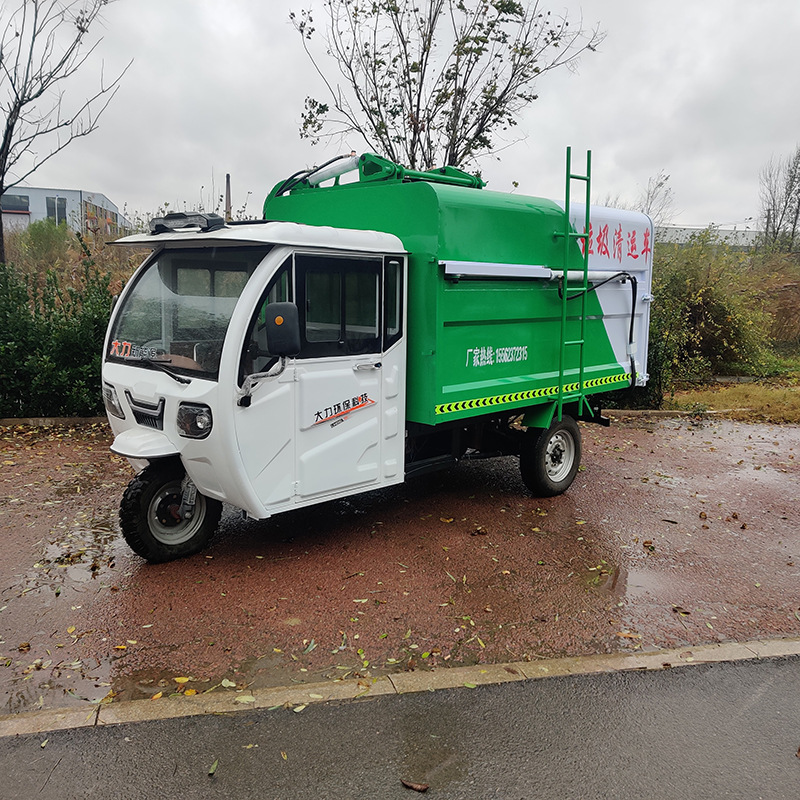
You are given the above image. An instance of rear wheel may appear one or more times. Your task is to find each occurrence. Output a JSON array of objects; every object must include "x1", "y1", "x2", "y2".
[
  {"x1": 119, "y1": 464, "x2": 222, "y2": 562},
  {"x1": 520, "y1": 416, "x2": 581, "y2": 497}
]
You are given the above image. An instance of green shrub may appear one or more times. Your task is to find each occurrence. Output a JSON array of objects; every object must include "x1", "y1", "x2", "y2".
[
  {"x1": 607, "y1": 229, "x2": 775, "y2": 408},
  {"x1": 6, "y1": 218, "x2": 76, "y2": 273},
  {"x1": 0, "y1": 257, "x2": 114, "y2": 418},
  {"x1": 744, "y1": 252, "x2": 800, "y2": 345},
  {"x1": 0, "y1": 262, "x2": 41, "y2": 417}
]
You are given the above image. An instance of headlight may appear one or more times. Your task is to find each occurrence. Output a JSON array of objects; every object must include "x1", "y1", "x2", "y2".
[
  {"x1": 102, "y1": 383, "x2": 125, "y2": 420},
  {"x1": 177, "y1": 403, "x2": 213, "y2": 439}
]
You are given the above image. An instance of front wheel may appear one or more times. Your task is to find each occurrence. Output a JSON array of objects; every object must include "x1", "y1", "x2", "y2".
[
  {"x1": 119, "y1": 464, "x2": 222, "y2": 562},
  {"x1": 519, "y1": 416, "x2": 581, "y2": 497}
]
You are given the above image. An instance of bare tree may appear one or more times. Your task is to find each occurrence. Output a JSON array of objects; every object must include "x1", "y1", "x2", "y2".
[
  {"x1": 759, "y1": 146, "x2": 800, "y2": 252},
  {"x1": 0, "y1": 0, "x2": 130, "y2": 262},
  {"x1": 595, "y1": 170, "x2": 675, "y2": 233},
  {"x1": 292, "y1": 0, "x2": 604, "y2": 170},
  {"x1": 638, "y1": 169, "x2": 676, "y2": 229}
]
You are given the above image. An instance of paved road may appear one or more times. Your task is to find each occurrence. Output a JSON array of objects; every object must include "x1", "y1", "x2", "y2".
[
  {"x1": 3, "y1": 655, "x2": 799, "y2": 799},
  {"x1": 4, "y1": 418, "x2": 800, "y2": 716}
]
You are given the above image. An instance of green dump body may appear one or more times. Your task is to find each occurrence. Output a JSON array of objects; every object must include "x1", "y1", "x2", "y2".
[{"x1": 264, "y1": 166, "x2": 643, "y2": 428}]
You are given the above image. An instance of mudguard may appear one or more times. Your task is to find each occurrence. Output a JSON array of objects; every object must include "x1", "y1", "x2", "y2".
[{"x1": 110, "y1": 428, "x2": 178, "y2": 460}]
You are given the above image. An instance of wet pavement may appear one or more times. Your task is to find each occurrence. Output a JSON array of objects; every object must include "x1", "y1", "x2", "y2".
[
  {"x1": 2, "y1": 415, "x2": 799, "y2": 716},
  {"x1": 4, "y1": 653, "x2": 800, "y2": 799}
]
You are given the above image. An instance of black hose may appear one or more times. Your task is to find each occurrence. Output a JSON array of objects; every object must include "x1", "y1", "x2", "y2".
[
  {"x1": 272, "y1": 169, "x2": 312, "y2": 198},
  {"x1": 559, "y1": 271, "x2": 639, "y2": 387}
]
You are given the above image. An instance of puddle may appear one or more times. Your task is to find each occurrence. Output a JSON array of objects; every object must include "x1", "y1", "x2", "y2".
[
  {"x1": 1, "y1": 507, "x2": 129, "y2": 714},
  {"x1": 578, "y1": 561, "x2": 619, "y2": 592},
  {"x1": 109, "y1": 665, "x2": 243, "y2": 703},
  {"x1": 3, "y1": 648, "x2": 116, "y2": 714},
  {"x1": 623, "y1": 566, "x2": 669, "y2": 601},
  {"x1": 401, "y1": 707, "x2": 469, "y2": 790},
  {"x1": 27, "y1": 508, "x2": 125, "y2": 593}
]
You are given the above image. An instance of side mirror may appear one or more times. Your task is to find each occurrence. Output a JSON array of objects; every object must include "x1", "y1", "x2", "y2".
[{"x1": 265, "y1": 302, "x2": 301, "y2": 357}]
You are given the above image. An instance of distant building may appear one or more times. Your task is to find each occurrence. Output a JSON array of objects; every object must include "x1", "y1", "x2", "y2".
[
  {"x1": 656, "y1": 224, "x2": 761, "y2": 250},
  {"x1": 0, "y1": 186, "x2": 130, "y2": 236}
]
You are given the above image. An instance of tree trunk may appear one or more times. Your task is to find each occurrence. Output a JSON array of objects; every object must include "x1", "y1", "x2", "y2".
[{"x1": 789, "y1": 200, "x2": 800, "y2": 253}]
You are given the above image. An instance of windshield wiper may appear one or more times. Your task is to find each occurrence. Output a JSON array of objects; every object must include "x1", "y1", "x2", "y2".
[{"x1": 138, "y1": 358, "x2": 192, "y2": 384}]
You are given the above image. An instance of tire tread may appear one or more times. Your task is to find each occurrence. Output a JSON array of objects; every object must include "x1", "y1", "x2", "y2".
[
  {"x1": 519, "y1": 416, "x2": 581, "y2": 497},
  {"x1": 119, "y1": 465, "x2": 222, "y2": 563}
]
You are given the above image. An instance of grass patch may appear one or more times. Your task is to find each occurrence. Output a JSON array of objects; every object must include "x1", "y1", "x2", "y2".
[
  {"x1": 771, "y1": 342, "x2": 800, "y2": 376},
  {"x1": 667, "y1": 382, "x2": 800, "y2": 423},
  {"x1": 664, "y1": 344, "x2": 800, "y2": 424}
]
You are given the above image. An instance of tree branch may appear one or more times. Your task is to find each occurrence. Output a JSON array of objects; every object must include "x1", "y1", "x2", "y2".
[{"x1": 0, "y1": 0, "x2": 128, "y2": 261}]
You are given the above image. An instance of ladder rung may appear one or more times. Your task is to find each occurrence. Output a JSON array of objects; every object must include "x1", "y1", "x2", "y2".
[{"x1": 557, "y1": 148, "x2": 591, "y2": 420}]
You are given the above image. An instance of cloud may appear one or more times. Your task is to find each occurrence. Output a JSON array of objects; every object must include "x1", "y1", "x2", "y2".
[{"x1": 18, "y1": 0, "x2": 800, "y2": 228}]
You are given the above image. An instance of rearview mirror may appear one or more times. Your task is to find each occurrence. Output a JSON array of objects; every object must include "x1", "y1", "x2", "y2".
[{"x1": 265, "y1": 302, "x2": 301, "y2": 357}]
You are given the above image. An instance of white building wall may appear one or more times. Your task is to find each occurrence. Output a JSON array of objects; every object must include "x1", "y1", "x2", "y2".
[
  {"x1": 656, "y1": 224, "x2": 761, "y2": 249},
  {"x1": 1, "y1": 211, "x2": 31, "y2": 232},
  {"x1": 0, "y1": 186, "x2": 129, "y2": 234},
  {"x1": 23, "y1": 187, "x2": 82, "y2": 227}
]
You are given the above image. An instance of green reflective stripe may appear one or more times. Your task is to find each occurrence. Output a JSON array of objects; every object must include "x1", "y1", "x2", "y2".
[{"x1": 434, "y1": 372, "x2": 630, "y2": 416}]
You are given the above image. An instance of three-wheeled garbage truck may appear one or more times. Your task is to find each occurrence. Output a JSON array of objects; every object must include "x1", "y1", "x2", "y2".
[{"x1": 102, "y1": 151, "x2": 653, "y2": 561}]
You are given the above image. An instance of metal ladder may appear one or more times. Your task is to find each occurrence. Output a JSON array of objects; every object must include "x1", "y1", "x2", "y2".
[{"x1": 555, "y1": 147, "x2": 593, "y2": 422}]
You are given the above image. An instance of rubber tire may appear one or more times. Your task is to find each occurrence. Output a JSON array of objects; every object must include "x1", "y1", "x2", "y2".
[
  {"x1": 119, "y1": 464, "x2": 222, "y2": 563},
  {"x1": 519, "y1": 416, "x2": 581, "y2": 497}
]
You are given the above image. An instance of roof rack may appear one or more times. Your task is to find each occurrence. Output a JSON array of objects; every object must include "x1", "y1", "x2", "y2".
[
  {"x1": 357, "y1": 153, "x2": 485, "y2": 189},
  {"x1": 267, "y1": 153, "x2": 485, "y2": 205}
]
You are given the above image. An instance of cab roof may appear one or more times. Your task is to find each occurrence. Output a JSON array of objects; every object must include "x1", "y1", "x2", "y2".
[{"x1": 113, "y1": 219, "x2": 406, "y2": 254}]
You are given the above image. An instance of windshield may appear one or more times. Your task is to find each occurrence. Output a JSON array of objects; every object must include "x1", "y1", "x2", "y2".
[{"x1": 107, "y1": 246, "x2": 270, "y2": 379}]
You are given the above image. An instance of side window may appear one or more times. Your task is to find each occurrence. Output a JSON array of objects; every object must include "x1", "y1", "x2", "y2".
[
  {"x1": 240, "y1": 258, "x2": 292, "y2": 381},
  {"x1": 297, "y1": 254, "x2": 382, "y2": 358},
  {"x1": 306, "y1": 271, "x2": 341, "y2": 342},
  {"x1": 384, "y1": 257, "x2": 403, "y2": 350},
  {"x1": 346, "y1": 271, "x2": 379, "y2": 341}
]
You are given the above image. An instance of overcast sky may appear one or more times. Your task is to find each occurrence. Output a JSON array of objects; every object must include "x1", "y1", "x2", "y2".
[{"x1": 14, "y1": 0, "x2": 800, "y2": 229}]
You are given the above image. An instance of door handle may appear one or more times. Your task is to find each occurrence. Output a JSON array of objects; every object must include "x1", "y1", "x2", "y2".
[{"x1": 353, "y1": 361, "x2": 382, "y2": 371}]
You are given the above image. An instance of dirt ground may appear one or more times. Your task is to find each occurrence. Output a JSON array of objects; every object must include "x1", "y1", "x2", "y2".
[{"x1": 2, "y1": 415, "x2": 799, "y2": 715}]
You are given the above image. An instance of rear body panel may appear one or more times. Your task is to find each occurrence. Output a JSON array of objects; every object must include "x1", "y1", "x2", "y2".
[{"x1": 265, "y1": 179, "x2": 652, "y2": 425}]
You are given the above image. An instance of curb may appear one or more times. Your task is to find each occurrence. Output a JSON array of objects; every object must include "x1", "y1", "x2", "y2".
[
  {"x1": 607, "y1": 409, "x2": 746, "y2": 419},
  {"x1": 2, "y1": 637, "x2": 799, "y2": 738},
  {"x1": 0, "y1": 417, "x2": 107, "y2": 428}
]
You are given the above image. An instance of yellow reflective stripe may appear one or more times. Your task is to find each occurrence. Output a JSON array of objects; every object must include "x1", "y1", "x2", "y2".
[{"x1": 434, "y1": 372, "x2": 630, "y2": 416}]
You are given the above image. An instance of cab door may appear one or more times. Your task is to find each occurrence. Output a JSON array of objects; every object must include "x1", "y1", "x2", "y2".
[
  {"x1": 233, "y1": 258, "x2": 296, "y2": 510},
  {"x1": 294, "y1": 252, "x2": 405, "y2": 500}
]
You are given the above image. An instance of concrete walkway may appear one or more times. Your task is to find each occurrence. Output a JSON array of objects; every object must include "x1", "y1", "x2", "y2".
[
  {"x1": 3, "y1": 637, "x2": 800, "y2": 735},
  {"x1": 2, "y1": 644, "x2": 800, "y2": 799}
]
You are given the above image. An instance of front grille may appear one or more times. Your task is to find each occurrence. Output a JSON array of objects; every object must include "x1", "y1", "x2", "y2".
[{"x1": 125, "y1": 392, "x2": 165, "y2": 431}]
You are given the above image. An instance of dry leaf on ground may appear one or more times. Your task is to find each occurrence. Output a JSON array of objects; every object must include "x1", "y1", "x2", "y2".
[{"x1": 401, "y1": 779, "x2": 429, "y2": 792}]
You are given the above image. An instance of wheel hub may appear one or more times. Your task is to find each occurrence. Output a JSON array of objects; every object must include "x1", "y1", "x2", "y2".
[
  {"x1": 549, "y1": 442, "x2": 564, "y2": 467},
  {"x1": 545, "y1": 431, "x2": 574, "y2": 482},
  {"x1": 155, "y1": 493, "x2": 183, "y2": 527}
]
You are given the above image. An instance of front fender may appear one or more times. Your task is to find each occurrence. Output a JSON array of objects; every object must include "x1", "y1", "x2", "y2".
[{"x1": 111, "y1": 428, "x2": 178, "y2": 460}]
